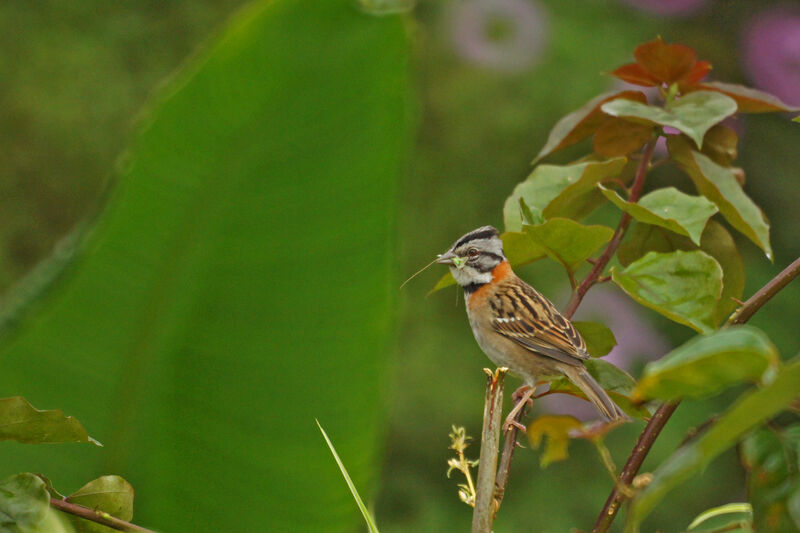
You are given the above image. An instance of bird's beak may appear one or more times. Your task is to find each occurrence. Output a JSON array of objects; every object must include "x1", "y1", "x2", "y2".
[{"x1": 436, "y1": 251, "x2": 465, "y2": 268}]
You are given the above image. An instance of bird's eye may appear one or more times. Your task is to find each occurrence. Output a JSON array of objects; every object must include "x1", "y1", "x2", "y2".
[{"x1": 467, "y1": 248, "x2": 479, "y2": 258}]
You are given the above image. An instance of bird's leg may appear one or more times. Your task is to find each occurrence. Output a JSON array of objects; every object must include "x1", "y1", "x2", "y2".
[{"x1": 503, "y1": 385, "x2": 537, "y2": 432}]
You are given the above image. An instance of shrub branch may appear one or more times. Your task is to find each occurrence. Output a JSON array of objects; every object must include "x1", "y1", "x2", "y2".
[
  {"x1": 50, "y1": 497, "x2": 155, "y2": 532},
  {"x1": 592, "y1": 254, "x2": 800, "y2": 533},
  {"x1": 563, "y1": 138, "x2": 658, "y2": 319}
]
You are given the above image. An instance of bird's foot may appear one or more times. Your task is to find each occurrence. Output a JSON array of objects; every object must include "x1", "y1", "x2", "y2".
[
  {"x1": 511, "y1": 385, "x2": 535, "y2": 406},
  {"x1": 503, "y1": 385, "x2": 537, "y2": 433},
  {"x1": 502, "y1": 417, "x2": 527, "y2": 433}
]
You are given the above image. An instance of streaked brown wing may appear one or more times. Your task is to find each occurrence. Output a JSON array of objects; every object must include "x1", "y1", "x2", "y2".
[{"x1": 490, "y1": 279, "x2": 589, "y2": 367}]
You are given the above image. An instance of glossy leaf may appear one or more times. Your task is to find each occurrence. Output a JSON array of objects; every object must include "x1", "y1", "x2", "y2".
[
  {"x1": 0, "y1": 473, "x2": 49, "y2": 532},
  {"x1": 64, "y1": 476, "x2": 134, "y2": 533},
  {"x1": 533, "y1": 91, "x2": 646, "y2": 162},
  {"x1": 430, "y1": 231, "x2": 545, "y2": 293},
  {"x1": 0, "y1": 2, "x2": 411, "y2": 532},
  {"x1": 611, "y1": 250, "x2": 723, "y2": 333},
  {"x1": 686, "y1": 503, "x2": 753, "y2": 532},
  {"x1": 524, "y1": 219, "x2": 614, "y2": 274},
  {"x1": 669, "y1": 136, "x2": 772, "y2": 259},
  {"x1": 696, "y1": 81, "x2": 800, "y2": 113},
  {"x1": 633, "y1": 326, "x2": 778, "y2": 402},
  {"x1": 548, "y1": 359, "x2": 648, "y2": 420},
  {"x1": 610, "y1": 63, "x2": 658, "y2": 87},
  {"x1": 504, "y1": 158, "x2": 627, "y2": 232},
  {"x1": 741, "y1": 425, "x2": 800, "y2": 532},
  {"x1": 527, "y1": 415, "x2": 583, "y2": 467},
  {"x1": 541, "y1": 158, "x2": 629, "y2": 220},
  {"x1": 593, "y1": 119, "x2": 653, "y2": 157},
  {"x1": 626, "y1": 358, "x2": 800, "y2": 531},
  {"x1": 701, "y1": 124, "x2": 738, "y2": 166},
  {"x1": 601, "y1": 91, "x2": 737, "y2": 148},
  {"x1": 618, "y1": 221, "x2": 744, "y2": 324},
  {"x1": 0, "y1": 397, "x2": 99, "y2": 445},
  {"x1": 573, "y1": 321, "x2": 617, "y2": 357},
  {"x1": 601, "y1": 186, "x2": 717, "y2": 245}
]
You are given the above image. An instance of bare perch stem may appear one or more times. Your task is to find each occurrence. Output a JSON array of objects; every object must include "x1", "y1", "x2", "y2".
[
  {"x1": 592, "y1": 254, "x2": 800, "y2": 533},
  {"x1": 472, "y1": 368, "x2": 507, "y2": 533},
  {"x1": 564, "y1": 138, "x2": 658, "y2": 319},
  {"x1": 50, "y1": 498, "x2": 155, "y2": 532}
]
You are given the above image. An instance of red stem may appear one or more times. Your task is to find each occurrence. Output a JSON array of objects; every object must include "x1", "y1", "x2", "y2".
[{"x1": 563, "y1": 138, "x2": 657, "y2": 319}]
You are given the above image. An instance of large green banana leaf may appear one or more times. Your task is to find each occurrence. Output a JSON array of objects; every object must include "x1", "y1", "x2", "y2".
[{"x1": 0, "y1": 1, "x2": 411, "y2": 531}]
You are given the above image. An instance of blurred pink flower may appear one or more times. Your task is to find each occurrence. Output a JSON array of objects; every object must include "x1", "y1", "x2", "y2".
[
  {"x1": 742, "y1": 6, "x2": 800, "y2": 107},
  {"x1": 620, "y1": 0, "x2": 708, "y2": 17},
  {"x1": 449, "y1": 0, "x2": 549, "y2": 72}
]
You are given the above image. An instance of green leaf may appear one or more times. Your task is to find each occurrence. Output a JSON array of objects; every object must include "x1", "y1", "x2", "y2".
[
  {"x1": 527, "y1": 415, "x2": 583, "y2": 467},
  {"x1": 669, "y1": 135, "x2": 772, "y2": 259},
  {"x1": 429, "y1": 231, "x2": 545, "y2": 293},
  {"x1": 611, "y1": 250, "x2": 723, "y2": 333},
  {"x1": 548, "y1": 359, "x2": 648, "y2": 420},
  {"x1": 600, "y1": 185, "x2": 718, "y2": 245},
  {"x1": 63, "y1": 476, "x2": 133, "y2": 533},
  {"x1": 503, "y1": 158, "x2": 628, "y2": 232},
  {"x1": 633, "y1": 326, "x2": 778, "y2": 402},
  {"x1": 626, "y1": 357, "x2": 800, "y2": 531},
  {"x1": 0, "y1": 397, "x2": 99, "y2": 446},
  {"x1": 700, "y1": 124, "x2": 738, "y2": 166},
  {"x1": 686, "y1": 502, "x2": 753, "y2": 532},
  {"x1": 317, "y1": 420, "x2": 379, "y2": 533},
  {"x1": 572, "y1": 321, "x2": 617, "y2": 357},
  {"x1": 601, "y1": 91, "x2": 737, "y2": 148},
  {"x1": 524, "y1": 219, "x2": 614, "y2": 274},
  {"x1": 618, "y1": 221, "x2": 744, "y2": 324},
  {"x1": 696, "y1": 81, "x2": 800, "y2": 113},
  {"x1": 593, "y1": 119, "x2": 653, "y2": 158},
  {"x1": 741, "y1": 425, "x2": 800, "y2": 532},
  {"x1": 519, "y1": 198, "x2": 543, "y2": 225},
  {"x1": 533, "y1": 91, "x2": 646, "y2": 162},
  {"x1": 0, "y1": 473, "x2": 49, "y2": 532},
  {"x1": 0, "y1": 2, "x2": 411, "y2": 532}
]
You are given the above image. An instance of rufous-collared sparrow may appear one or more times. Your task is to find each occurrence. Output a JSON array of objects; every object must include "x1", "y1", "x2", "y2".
[{"x1": 437, "y1": 225, "x2": 629, "y2": 428}]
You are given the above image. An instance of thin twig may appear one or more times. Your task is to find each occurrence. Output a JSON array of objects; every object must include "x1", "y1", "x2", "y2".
[
  {"x1": 564, "y1": 138, "x2": 657, "y2": 319},
  {"x1": 472, "y1": 368, "x2": 507, "y2": 533},
  {"x1": 729, "y1": 257, "x2": 800, "y2": 325},
  {"x1": 493, "y1": 399, "x2": 530, "y2": 512},
  {"x1": 50, "y1": 498, "x2": 155, "y2": 532},
  {"x1": 592, "y1": 254, "x2": 800, "y2": 533}
]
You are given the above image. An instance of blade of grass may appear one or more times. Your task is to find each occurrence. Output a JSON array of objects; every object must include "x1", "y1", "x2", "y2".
[{"x1": 316, "y1": 419, "x2": 380, "y2": 533}]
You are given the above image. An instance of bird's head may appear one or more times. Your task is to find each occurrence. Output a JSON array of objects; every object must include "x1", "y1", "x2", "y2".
[{"x1": 437, "y1": 226, "x2": 506, "y2": 287}]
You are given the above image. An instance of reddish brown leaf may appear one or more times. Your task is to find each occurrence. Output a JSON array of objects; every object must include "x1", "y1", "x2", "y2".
[
  {"x1": 593, "y1": 118, "x2": 654, "y2": 157},
  {"x1": 682, "y1": 60, "x2": 712, "y2": 85},
  {"x1": 694, "y1": 81, "x2": 800, "y2": 113},
  {"x1": 634, "y1": 37, "x2": 697, "y2": 85},
  {"x1": 534, "y1": 91, "x2": 647, "y2": 162},
  {"x1": 611, "y1": 63, "x2": 658, "y2": 87}
]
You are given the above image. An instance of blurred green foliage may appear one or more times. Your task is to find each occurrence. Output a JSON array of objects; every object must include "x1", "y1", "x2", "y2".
[
  {"x1": 1, "y1": 0, "x2": 799, "y2": 532},
  {"x1": 0, "y1": 0, "x2": 410, "y2": 531}
]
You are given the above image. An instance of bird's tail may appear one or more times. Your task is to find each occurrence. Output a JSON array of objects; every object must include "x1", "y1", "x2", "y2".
[{"x1": 561, "y1": 365, "x2": 630, "y2": 422}]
